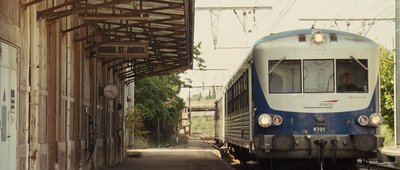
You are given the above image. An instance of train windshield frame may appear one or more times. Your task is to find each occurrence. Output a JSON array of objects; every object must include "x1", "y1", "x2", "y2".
[
  {"x1": 268, "y1": 59, "x2": 369, "y2": 94},
  {"x1": 268, "y1": 60, "x2": 301, "y2": 93},
  {"x1": 303, "y1": 59, "x2": 335, "y2": 93},
  {"x1": 336, "y1": 59, "x2": 368, "y2": 93}
]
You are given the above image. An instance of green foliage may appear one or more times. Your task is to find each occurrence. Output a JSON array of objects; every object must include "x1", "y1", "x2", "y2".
[
  {"x1": 134, "y1": 74, "x2": 185, "y2": 143},
  {"x1": 380, "y1": 47, "x2": 394, "y2": 130},
  {"x1": 191, "y1": 116, "x2": 214, "y2": 136},
  {"x1": 205, "y1": 86, "x2": 217, "y2": 99},
  {"x1": 125, "y1": 107, "x2": 147, "y2": 137},
  {"x1": 193, "y1": 42, "x2": 206, "y2": 70},
  {"x1": 190, "y1": 93, "x2": 203, "y2": 101},
  {"x1": 182, "y1": 42, "x2": 206, "y2": 90},
  {"x1": 382, "y1": 125, "x2": 394, "y2": 147}
]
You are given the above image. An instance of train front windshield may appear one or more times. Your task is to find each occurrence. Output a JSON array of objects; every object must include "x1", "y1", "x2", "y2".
[
  {"x1": 304, "y1": 59, "x2": 334, "y2": 93},
  {"x1": 268, "y1": 60, "x2": 301, "y2": 93},
  {"x1": 336, "y1": 59, "x2": 368, "y2": 93},
  {"x1": 268, "y1": 58, "x2": 368, "y2": 93}
]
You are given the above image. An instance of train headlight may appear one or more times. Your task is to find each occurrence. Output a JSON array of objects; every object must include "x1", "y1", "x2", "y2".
[
  {"x1": 312, "y1": 31, "x2": 324, "y2": 45},
  {"x1": 369, "y1": 114, "x2": 383, "y2": 127},
  {"x1": 258, "y1": 114, "x2": 272, "y2": 128},
  {"x1": 272, "y1": 115, "x2": 283, "y2": 126},
  {"x1": 357, "y1": 115, "x2": 369, "y2": 126}
]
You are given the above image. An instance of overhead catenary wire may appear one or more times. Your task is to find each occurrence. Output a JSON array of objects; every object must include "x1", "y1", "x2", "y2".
[
  {"x1": 267, "y1": 0, "x2": 296, "y2": 33},
  {"x1": 298, "y1": 0, "x2": 393, "y2": 34},
  {"x1": 375, "y1": 4, "x2": 395, "y2": 18},
  {"x1": 355, "y1": 0, "x2": 387, "y2": 18},
  {"x1": 352, "y1": 1, "x2": 395, "y2": 34},
  {"x1": 334, "y1": 0, "x2": 359, "y2": 18},
  {"x1": 220, "y1": 2, "x2": 274, "y2": 50},
  {"x1": 315, "y1": 0, "x2": 351, "y2": 19},
  {"x1": 196, "y1": 5, "x2": 272, "y2": 49},
  {"x1": 299, "y1": 0, "x2": 394, "y2": 35}
]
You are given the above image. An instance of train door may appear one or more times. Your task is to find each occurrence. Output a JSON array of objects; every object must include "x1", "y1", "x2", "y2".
[{"x1": 0, "y1": 41, "x2": 18, "y2": 170}]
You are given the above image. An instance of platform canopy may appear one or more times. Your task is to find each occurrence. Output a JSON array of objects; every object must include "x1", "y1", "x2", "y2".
[{"x1": 33, "y1": 0, "x2": 194, "y2": 83}]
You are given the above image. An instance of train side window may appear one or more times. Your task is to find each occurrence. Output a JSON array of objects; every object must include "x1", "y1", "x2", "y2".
[
  {"x1": 336, "y1": 59, "x2": 368, "y2": 93},
  {"x1": 268, "y1": 60, "x2": 301, "y2": 93},
  {"x1": 303, "y1": 59, "x2": 334, "y2": 93}
]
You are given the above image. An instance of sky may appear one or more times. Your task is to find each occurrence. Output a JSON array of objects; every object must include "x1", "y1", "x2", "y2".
[{"x1": 179, "y1": 0, "x2": 395, "y2": 99}]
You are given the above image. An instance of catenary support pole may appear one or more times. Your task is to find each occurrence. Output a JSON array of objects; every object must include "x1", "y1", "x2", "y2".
[{"x1": 395, "y1": 0, "x2": 400, "y2": 148}]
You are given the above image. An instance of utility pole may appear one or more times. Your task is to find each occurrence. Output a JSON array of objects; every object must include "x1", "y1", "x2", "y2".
[
  {"x1": 188, "y1": 90, "x2": 191, "y2": 136},
  {"x1": 157, "y1": 118, "x2": 160, "y2": 147},
  {"x1": 395, "y1": 0, "x2": 400, "y2": 148},
  {"x1": 196, "y1": 6, "x2": 272, "y2": 49}
]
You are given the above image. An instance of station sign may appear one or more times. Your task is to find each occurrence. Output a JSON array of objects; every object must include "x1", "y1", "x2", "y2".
[{"x1": 96, "y1": 42, "x2": 148, "y2": 58}]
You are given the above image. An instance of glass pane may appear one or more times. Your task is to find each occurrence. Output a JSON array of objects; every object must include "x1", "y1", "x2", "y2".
[
  {"x1": 304, "y1": 60, "x2": 334, "y2": 93},
  {"x1": 336, "y1": 59, "x2": 368, "y2": 93},
  {"x1": 269, "y1": 60, "x2": 301, "y2": 93}
]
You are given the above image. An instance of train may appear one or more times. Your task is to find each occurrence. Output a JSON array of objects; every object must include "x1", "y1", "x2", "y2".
[{"x1": 214, "y1": 28, "x2": 384, "y2": 169}]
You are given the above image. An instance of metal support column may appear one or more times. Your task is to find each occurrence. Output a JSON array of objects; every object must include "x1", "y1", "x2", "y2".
[{"x1": 395, "y1": 0, "x2": 400, "y2": 148}]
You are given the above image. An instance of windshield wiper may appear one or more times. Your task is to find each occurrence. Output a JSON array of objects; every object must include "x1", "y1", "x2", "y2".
[
  {"x1": 350, "y1": 56, "x2": 368, "y2": 71},
  {"x1": 269, "y1": 57, "x2": 286, "y2": 74}
]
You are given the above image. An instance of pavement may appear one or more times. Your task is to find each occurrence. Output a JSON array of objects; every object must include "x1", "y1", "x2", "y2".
[
  {"x1": 101, "y1": 137, "x2": 234, "y2": 170},
  {"x1": 381, "y1": 147, "x2": 400, "y2": 157}
]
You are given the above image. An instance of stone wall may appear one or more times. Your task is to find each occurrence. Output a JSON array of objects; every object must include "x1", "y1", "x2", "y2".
[{"x1": 0, "y1": 1, "x2": 126, "y2": 169}]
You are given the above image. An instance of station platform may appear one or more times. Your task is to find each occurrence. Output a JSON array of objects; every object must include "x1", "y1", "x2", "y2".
[
  {"x1": 101, "y1": 138, "x2": 233, "y2": 170},
  {"x1": 378, "y1": 147, "x2": 400, "y2": 168},
  {"x1": 381, "y1": 147, "x2": 400, "y2": 157}
]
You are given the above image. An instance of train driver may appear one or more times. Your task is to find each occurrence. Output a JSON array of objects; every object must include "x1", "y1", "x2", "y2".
[{"x1": 337, "y1": 72, "x2": 358, "y2": 92}]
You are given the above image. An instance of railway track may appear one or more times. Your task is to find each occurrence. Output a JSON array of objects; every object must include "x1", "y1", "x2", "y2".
[
  {"x1": 202, "y1": 136, "x2": 400, "y2": 170},
  {"x1": 358, "y1": 162, "x2": 400, "y2": 170}
]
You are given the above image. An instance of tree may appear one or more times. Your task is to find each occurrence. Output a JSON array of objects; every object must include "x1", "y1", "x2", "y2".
[
  {"x1": 134, "y1": 74, "x2": 185, "y2": 143},
  {"x1": 212, "y1": 86, "x2": 216, "y2": 99},
  {"x1": 131, "y1": 42, "x2": 205, "y2": 144},
  {"x1": 126, "y1": 107, "x2": 145, "y2": 134},
  {"x1": 125, "y1": 107, "x2": 148, "y2": 146},
  {"x1": 207, "y1": 89, "x2": 212, "y2": 99},
  {"x1": 190, "y1": 93, "x2": 203, "y2": 101},
  {"x1": 193, "y1": 42, "x2": 206, "y2": 70},
  {"x1": 380, "y1": 47, "x2": 394, "y2": 130}
]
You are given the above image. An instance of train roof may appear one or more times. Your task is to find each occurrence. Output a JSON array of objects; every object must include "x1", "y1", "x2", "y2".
[
  {"x1": 254, "y1": 28, "x2": 377, "y2": 47},
  {"x1": 218, "y1": 28, "x2": 378, "y2": 99}
]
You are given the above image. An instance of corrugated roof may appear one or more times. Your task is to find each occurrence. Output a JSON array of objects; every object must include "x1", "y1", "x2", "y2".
[{"x1": 37, "y1": 0, "x2": 194, "y2": 83}]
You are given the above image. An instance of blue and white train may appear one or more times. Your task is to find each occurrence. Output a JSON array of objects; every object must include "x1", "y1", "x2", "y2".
[{"x1": 214, "y1": 29, "x2": 384, "y2": 169}]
